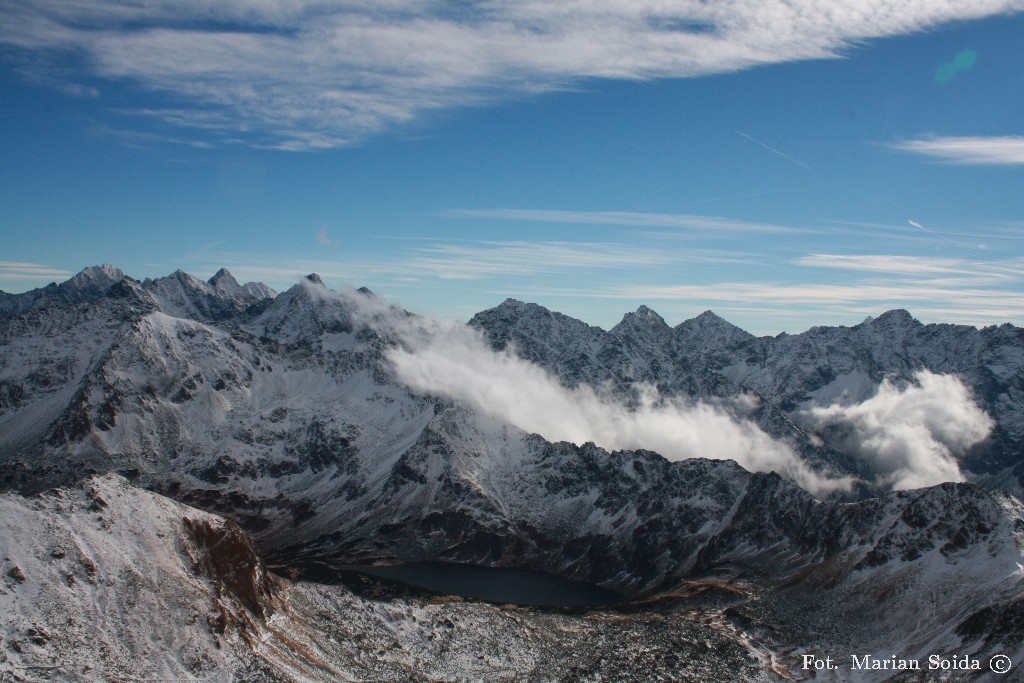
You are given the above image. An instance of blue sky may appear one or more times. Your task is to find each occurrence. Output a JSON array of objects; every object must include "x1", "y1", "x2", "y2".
[{"x1": 2, "y1": 1, "x2": 1023, "y2": 334}]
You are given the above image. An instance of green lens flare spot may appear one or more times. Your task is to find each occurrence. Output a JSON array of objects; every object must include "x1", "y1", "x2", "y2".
[
  {"x1": 953, "y1": 49, "x2": 978, "y2": 71},
  {"x1": 935, "y1": 48, "x2": 978, "y2": 83}
]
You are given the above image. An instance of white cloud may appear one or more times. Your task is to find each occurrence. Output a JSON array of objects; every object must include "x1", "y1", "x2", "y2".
[
  {"x1": 4, "y1": 1, "x2": 1023, "y2": 148},
  {"x1": 892, "y1": 136, "x2": 1024, "y2": 165},
  {"x1": 321, "y1": 289, "x2": 853, "y2": 496},
  {"x1": 808, "y1": 370, "x2": 993, "y2": 490}
]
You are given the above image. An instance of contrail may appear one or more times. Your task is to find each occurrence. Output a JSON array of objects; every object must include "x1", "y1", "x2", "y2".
[
  {"x1": 909, "y1": 218, "x2": 981, "y2": 250},
  {"x1": 735, "y1": 130, "x2": 812, "y2": 170}
]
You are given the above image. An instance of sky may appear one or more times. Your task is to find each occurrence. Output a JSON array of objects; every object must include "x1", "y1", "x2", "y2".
[{"x1": 1, "y1": 0, "x2": 1023, "y2": 335}]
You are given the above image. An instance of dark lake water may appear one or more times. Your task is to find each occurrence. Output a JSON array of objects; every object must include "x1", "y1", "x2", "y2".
[{"x1": 339, "y1": 561, "x2": 622, "y2": 606}]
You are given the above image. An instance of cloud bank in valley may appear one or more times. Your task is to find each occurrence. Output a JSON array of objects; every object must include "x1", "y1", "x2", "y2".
[
  {"x1": 809, "y1": 370, "x2": 993, "y2": 490},
  {"x1": 332, "y1": 284, "x2": 995, "y2": 495},
  {"x1": 332, "y1": 290, "x2": 851, "y2": 495}
]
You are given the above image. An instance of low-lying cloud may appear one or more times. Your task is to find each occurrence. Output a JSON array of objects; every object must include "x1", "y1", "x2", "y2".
[
  {"x1": 328, "y1": 288, "x2": 851, "y2": 495},
  {"x1": 329, "y1": 285, "x2": 995, "y2": 495},
  {"x1": 809, "y1": 370, "x2": 993, "y2": 490}
]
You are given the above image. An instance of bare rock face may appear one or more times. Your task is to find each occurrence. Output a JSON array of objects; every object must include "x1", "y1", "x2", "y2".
[{"x1": 183, "y1": 516, "x2": 279, "y2": 634}]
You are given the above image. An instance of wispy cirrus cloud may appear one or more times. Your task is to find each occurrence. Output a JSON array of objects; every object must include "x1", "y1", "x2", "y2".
[
  {"x1": 795, "y1": 253, "x2": 1016, "y2": 277},
  {"x1": 187, "y1": 239, "x2": 674, "y2": 288},
  {"x1": 611, "y1": 281, "x2": 1023, "y2": 307},
  {"x1": 405, "y1": 241, "x2": 672, "y2": 280},
  {"x1": 4, "y1": 1, "x2": 1024, "y2": 149},
  {"x1": 183, "y1": 236, "x2": 1024, "y2": 330},
  {"x1": 891, "y1": 136, "x2": 1024, "y2": 165},
  {"x1": 0, "y1": 261, "x2": 73, "y2": 282},
  {"x1": 443, "y1": 208, "x2": 808, "y2": 234},
  {"x1": 526, "y1": 282, "x2": 1019, "y2": 331},
  {"x1": 798, "y1": 253, "x2": 1024, "y2": 286}
]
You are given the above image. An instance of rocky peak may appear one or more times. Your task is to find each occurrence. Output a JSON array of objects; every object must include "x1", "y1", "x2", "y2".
[
  {"x1": 242, "y1": 281, "x2": 276, "y2": 301},
  {"x1": 674, "y1": 310, "x2": 754, "y2": 348},
  {"x1": 162, "y1": 269, "x2": 210, "y2": 292},
  {"x1": 473, "y1": 298, "x2": 540, "y2": 322},
  {"x1": 208, "y1": 268, "x2": 243, "y2": 294},
  {"x1": 871, "y1": 309, "x2": 920, "y2": 327},
  {"x1": 0, "y1": 264, "x2": 128, "y2": 316},
  {"x1": 610, "y1": 305, "x2": 671, "y2": 344},
  {"x1": 622, "y1": 305, "x2": 669, "y2": 328},
  {"x1": 248, "y1": 276, "x2": 353, "y2": 342},
  {"x1": 65, "y1": 264, "x2": 124, "y2": 292},
  {"x1": 142, "y1": 269, "x2": 267, "y2": 322},
  {"x1": 469, "y1": 298, "x2": 607, "y2": 361},
  {"x1": 56, "y1": 264, "x2": 126, "y2": 303},
  {"x1": 691, "y1": 310, "x2": 728, "y2": 326},
  {"x1": 207, "y1": 268, "x2": 275, "y2": 302}
]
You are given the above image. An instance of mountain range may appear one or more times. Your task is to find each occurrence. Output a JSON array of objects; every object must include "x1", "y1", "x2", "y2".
[{"x1": 1, "y1": 265, "x2": 1022, "y2": 682}]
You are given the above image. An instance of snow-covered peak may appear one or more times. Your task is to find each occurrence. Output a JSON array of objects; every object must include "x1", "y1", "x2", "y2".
[
  {"x1": 208, "y1": 267, "x2": 243, "y2": 294},
  {"x1": 616, "y1": 305, "x2": 669, "y2": 329},
  {"x1": 609, "y1": 305, "x2": 671, "y2": 345},
  {"x1": 141, "y1": 268, "x2": 269, "y2": 322},
  {"x1": 0, "y1": 263, "x2": 127, "y2": 316},
  {"x1": 474, "y1": 299, "x2": 599, "y2": 329},
  {"x1": 469, "y1": 298, "x2": 607, "y2": 362},
  {"x1": 477, "y1": 298, "x2": 542, "y2": 321},
  {"x1": 65, "y1": 264, "x2": 124, "y2": 292},
  {"x1": 207, "y1": 268, "x2": 275, "y2": 302},
  {"x1": 869, "y1": 308, "x2": 921, "y2": 328},
  {"x1": 674, "y1": 310, "x2": 754, "y2": 349},
  {"x1": 169, "y1": 269, "x2": 207, "y2": 289},
  {"x1": 248, "y1": 277, "x2": 353, "y2": 342},
  {"x1": 684, "y1": 310, "x2": 734, "y2": 328},
  {"x1": 143, "y1": 270, "x2": 216, "y2": 317},
  {"x1": 243, "y1": 281, "x2": 276, "y2": 300}
]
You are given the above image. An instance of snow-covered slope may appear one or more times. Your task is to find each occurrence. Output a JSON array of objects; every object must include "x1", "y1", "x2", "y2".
[
  {"x1": 2, "y1": 474, "x2": 792, "y2": 682},
  {"x1": 748, "y1": 483, "x2": 1024, "y2": 681},
  {"x1": 2, "y1": 475, "x2": 1019, "y2": 682},
  {"x1": 0, "y1": 474, "x2": 283, "y2": 681}
]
